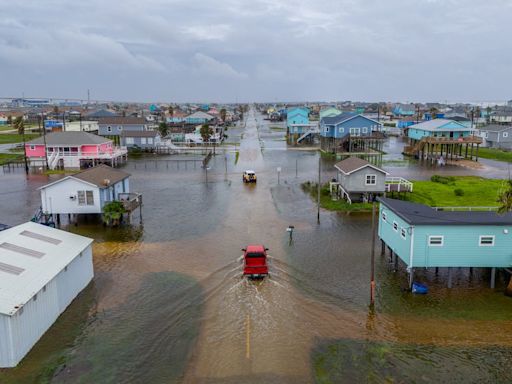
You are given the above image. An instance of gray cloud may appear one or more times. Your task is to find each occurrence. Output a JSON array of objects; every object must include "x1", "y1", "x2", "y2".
[{"x1": 0, "y1": 0, "x2": 510, "y2": 102}]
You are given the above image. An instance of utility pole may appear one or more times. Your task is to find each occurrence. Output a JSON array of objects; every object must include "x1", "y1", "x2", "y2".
[
  {"x1": 21, "y1": 120, "x2": 29, "y2": 175},
  {"x1": 42, "y1": 114, "x2": 49, "y2": 169},
  {"x1": 370, "y1": 202, "x2": 376, "y2": 306},
  {"x1": 295, "y1": 158, "x2": 298, "y2": 178},
  {"x1": 317, "y1": 155, "x2": 321, "y2": 224},
  {"x1": 62, "y1": 112, "x2": 66, "y2": 131}
]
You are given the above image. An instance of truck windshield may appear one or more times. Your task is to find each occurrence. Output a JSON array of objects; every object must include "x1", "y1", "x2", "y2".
[{"x1": 246, "y1": 253, "x2": 264, "y2": 258}]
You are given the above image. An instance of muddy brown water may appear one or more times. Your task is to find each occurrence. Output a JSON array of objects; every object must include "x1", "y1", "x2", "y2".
[{"x1": 1, "y1": 110, "x2": 512, "y2": 383}]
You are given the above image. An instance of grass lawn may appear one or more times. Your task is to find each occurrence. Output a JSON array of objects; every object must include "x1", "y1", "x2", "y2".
[
  {"x1": 404, "y1": 176, "x2": 504, "y2": 207},
  {"x1": 477, "y1": 147, "x2": 512, "y2": 162},
  {"x1": 0, "y1": 153, "x2": 23, "y2": 165},
  {"x1": 302, "y1": 182, "x2": 373, "y2": 212},
  {"x1": 270, "y1": 126, "x2": 285, "y2": 131},
  {"x1": 0, "y1": 133, "x2": 40, "y2": 144}
]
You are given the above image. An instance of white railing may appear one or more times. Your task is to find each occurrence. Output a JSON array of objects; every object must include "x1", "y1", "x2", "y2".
[
  {"x1": 297, "y1": 128, "x2": 320, "y2": 143},
  {"x1": 47, "y1": 151, "x2": 59, "y2": 170},
  {"x1": 433, "y1": 206, "x2": 499, "y2": 212},
  {"x1": 385, "y1": 177, "x2": 413, "y2": 192},
  {"x1": 46, "y1": 147, "x2": 127, "y2": 159}
]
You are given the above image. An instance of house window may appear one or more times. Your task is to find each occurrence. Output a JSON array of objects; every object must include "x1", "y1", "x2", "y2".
[
  {"x1": 86, "y1": 191, "x2": 94, "y2": 205},
  {"x1": 479, "y1": 235, "x2": 495, "y2": 246},
  {"x1": 365, "y1": 174, "x2": 377, "y2": 185},
  {"x1": 503, "y1": 132, "x2": 509, "y2": 138},
  {"x1": 77, "y1": 191, "x2": 86, "y2": 205},
  {"x1": 401, "y1": 227, "x2": 406, "y2": 239},
  {"x1": 141, "y1": 137, "x2": 147, "y2": 145},
  {"x1": 362, "y1": 127, "x2": 368, "y2": 134},
  {"x1": 393, "y1": 221, "x2": 398, "y2": 232},
  {"x1": 382, "y1": 212, "x2": 387, "y2": 222},
  {"x1": 339, "y1": 127, "x2": 344, "y2": 133},
  {"x1": 107, "y1": 126, "x2": 112, "y2": 132},
  {"x1": 148, "y1": 138, "x2": 153, "y2": 144},
  {"x1": 126, "y1": 137, "x2": 134, "y2": 145},
  {"x1": 326, "y1": 127, "x2": 330, "y2": 132},
  {"x1": 117, "y1": 125, "x2": 123, "y2": 131},
  {"x1": 30, "y1": 145, "x2": 35, "y2": 150},
  {"x1": 429, "y1": 236, "x2": 444, "y2": 246},
  {"x1": 78, "y1": 190, "x2": 94, "y2": 205}
]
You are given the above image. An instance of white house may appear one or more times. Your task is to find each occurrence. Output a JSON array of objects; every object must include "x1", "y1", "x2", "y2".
[
  {"x1": 0, "y1": 222, "x2": 94, "y2": 367},
  {"x1": 39, "y1": 165, "x2": 131, "y2": 215}
]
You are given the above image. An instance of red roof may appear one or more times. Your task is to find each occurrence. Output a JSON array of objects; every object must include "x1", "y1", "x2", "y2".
[{"x1": 246, "y1": 245, "x2": 265, "y2": 253}]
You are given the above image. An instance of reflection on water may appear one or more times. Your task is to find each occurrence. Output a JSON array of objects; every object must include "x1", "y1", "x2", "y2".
[
  {"x1": 0, "y1": 110, "x2": 512, "y2": 383},
  {"x1": 312, "y1": 338, "x2": 512, "y2": 384}
]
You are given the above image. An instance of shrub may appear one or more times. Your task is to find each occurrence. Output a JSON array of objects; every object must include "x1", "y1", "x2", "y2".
[
  {"x1": 431, "y1": 175, "x2": 455, "y2": 185},
  {"x1": 454, "y1": 188, "x2": 465, "y2": 196}
]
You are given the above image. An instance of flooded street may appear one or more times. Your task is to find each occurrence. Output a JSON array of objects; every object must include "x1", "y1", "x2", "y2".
[{"x1": 2, "y1": 109, "x2": 512, "y2": 383}]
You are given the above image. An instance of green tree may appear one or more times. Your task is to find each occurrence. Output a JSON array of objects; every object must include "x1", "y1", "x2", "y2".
[
  {"x1": 168, "y1": 105, "x2": 174, "y2": 117},
  {"x1": 200, "y1": 124, "x2": 213, "y2": 143},
  {"x1": 158, "y1": 122, "x2": 169, "y2": 138},
  {"x1": 220, "y1": 108, "x2": 227, "y2": 123},
  {"x1": 53, "y1": 105, "x2": 59, "y2": 115},
  {"x1": 13, "y1": 116, "x2": 24, "y2": 135},
  {"x1": 429, "y1": 107, "x2": 439, "y2": 120},
  {"x1": 486, "y1": 106, "x2": 492, "y2": 124},
  {"x1": 102, "y1": 201, "x2": 126, "y2": 226},
  {"x1": 499, "y1": 180, "x2": 512, "y2": 296},
  {"x1": 7, "y1": 115, "x2": 12, "y2": 125},
  {"x1": 498, "y1": 180, "x2": 512, "y2": 214}
]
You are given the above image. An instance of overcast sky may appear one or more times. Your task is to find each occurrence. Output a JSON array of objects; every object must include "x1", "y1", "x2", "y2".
[{"x1": 1, "y1": 0, "x2": 511, "y2": 103}]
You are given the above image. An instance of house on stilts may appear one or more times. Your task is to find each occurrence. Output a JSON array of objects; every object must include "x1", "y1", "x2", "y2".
[
  {"x1": 378, "y1": 197, "x2": 512, "y2": 290},
  {"x1": 403, "y1": 119, "x2": 482, "y2": 162},
  {"x1": 320, "y1": 113, "x2": 385, "y2": 156}
]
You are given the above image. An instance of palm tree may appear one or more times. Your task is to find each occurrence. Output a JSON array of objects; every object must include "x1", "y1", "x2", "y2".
[
  {"x1": 429, "y1": 107, "x2": 438, "y2": 120},
  {"x1": 13, "y1": 116, "x2": 24, "y2": 135},
  {"x1": 220, "y1": 108, "x2": 227, "y2": 123},
  {"x1": 200, "y1": 124, "x2": 213, "y2": 143},
  {"x1": 168, "y1": 105, "x2": 174, "y2": 117},
  {"x1": 158, "y1": 122, "x2": 169, "y2": 138}
]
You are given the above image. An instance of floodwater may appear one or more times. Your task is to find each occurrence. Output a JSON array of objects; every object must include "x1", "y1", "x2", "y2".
[{"x1": 1, "y1": 110, "x2": 512, "y2": 383}]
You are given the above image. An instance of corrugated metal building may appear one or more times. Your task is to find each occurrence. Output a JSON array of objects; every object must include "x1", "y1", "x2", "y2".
[{"x1": 0, "y1": 222, "x2": 94, "y2": 368}]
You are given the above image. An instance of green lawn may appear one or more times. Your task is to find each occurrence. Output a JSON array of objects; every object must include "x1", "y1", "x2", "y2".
[
  {"x1": 477, "y1": 147, "x2": 512, "y2": 162},
  {"x1": 0, "y1": 153, "x2": 23, "y2": 165},
  {"x1": 404, "y1": 176, "x2": 504, "y2": 207},
  {"x1": 0, "y1": 133, "x2": 40, "y2": 144},
  {"x1": 302, "y1": 182, "x2": 373, "y2": 212}
]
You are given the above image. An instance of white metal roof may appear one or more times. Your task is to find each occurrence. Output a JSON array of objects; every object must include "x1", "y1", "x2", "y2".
[{"x1": 0, "y1": 222, "x2": 93, "y2": 316}]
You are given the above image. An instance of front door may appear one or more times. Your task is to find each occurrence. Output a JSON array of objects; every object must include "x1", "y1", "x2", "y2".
[{"x1": 350, "y1": 127, "x2": 361, "y2": 137}]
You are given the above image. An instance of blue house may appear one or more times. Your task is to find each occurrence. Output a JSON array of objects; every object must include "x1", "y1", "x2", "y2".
[
  {"x1": 320, "y1": 113, "x2": 383, "y2": 153},
  {"x1": 287, "y1": 107, "x2": 310, "y2": 133},
  {"x1": 392, "y1": 104, "x2": 416, "y2": 117},
  {"x1": 407, "y1": 119, "x2": 474, "y2": 141},
  {"x1": 405, "y1": 119, "x2": 482, "y2": 161},
  {"x1": 185, "y1": 111, "x2": 215, "y2": 125},
  {"x1": 378, "y1": 197, "x2": 512, "y2": 289}
]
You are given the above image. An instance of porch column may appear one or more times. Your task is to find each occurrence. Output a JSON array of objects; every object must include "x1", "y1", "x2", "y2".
[
  {"x1": 447, "y1": 267, "x2": 453, "y2": 288},
  {"x1": 490, "y1": 267, "x2": 496, "y2": 289}
]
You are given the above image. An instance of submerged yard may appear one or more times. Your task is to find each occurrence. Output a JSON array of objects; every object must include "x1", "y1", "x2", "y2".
[{"x1": 477, "y1": 148, "x2": 512, "y2": 163}]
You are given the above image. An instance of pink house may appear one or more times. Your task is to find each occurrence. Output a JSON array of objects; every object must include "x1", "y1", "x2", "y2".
[{"x1": 26, "y1": 132, "x2": 128, "y2": 170}]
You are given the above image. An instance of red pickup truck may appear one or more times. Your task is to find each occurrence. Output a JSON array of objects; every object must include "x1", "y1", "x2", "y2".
[{"x1": 242, "y1": 245, "x2": 269, "y2": 278}]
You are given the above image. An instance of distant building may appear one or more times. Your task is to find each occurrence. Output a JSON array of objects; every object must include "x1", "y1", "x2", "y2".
[
  {"x1": 490, "y1": 111, "x2": 512, "y2": 124},
  {"x1": 479, "y1": 124, "x2": 512, "y2": 150},
  {"x1": 507, "y1": 100, "x2": 512, "y2": 107},
  {"x1": 185, "y1": 111, "x2": 215, "y2": 125},
  {"x1": 319, "y1": 107, "x2": 342, "y2": 119},
  {"x1": 0, "y1": 222, "x2": 93, "y2": 367},
  {"x1": 392, "y1": 104, "x2": 416, "y2": 117},
  {"x1": 39, "y1": 165, "x2": 132, "y2": 215},
  {"x1": 64, "y1": 121, "x2": 99, "y2": 133},
  {"x1": 85, "y1": 109, "x2": 119, "y2": 119},
  {"x1": 121, "y1": 130, "x2": 161, "y2": 150},
  {"x1": 97, "y1": 117, "x2": 149, "y2": 137},
  {"x1": 0, "y1": 114, "x2": 8, "y2": 125}
]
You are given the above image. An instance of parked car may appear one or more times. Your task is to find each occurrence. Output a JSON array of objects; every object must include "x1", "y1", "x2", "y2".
[
  {"x1": 243, "y1": 170, "x2": 257, "y2": 183},
  {"x1": 242, "y1": 245, "x2": 269, "y2": 278}
]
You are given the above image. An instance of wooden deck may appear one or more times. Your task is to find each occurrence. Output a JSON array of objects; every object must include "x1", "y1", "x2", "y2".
[{"x1": 118, "y1": 193, "x2": 142, "y2": 213}]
